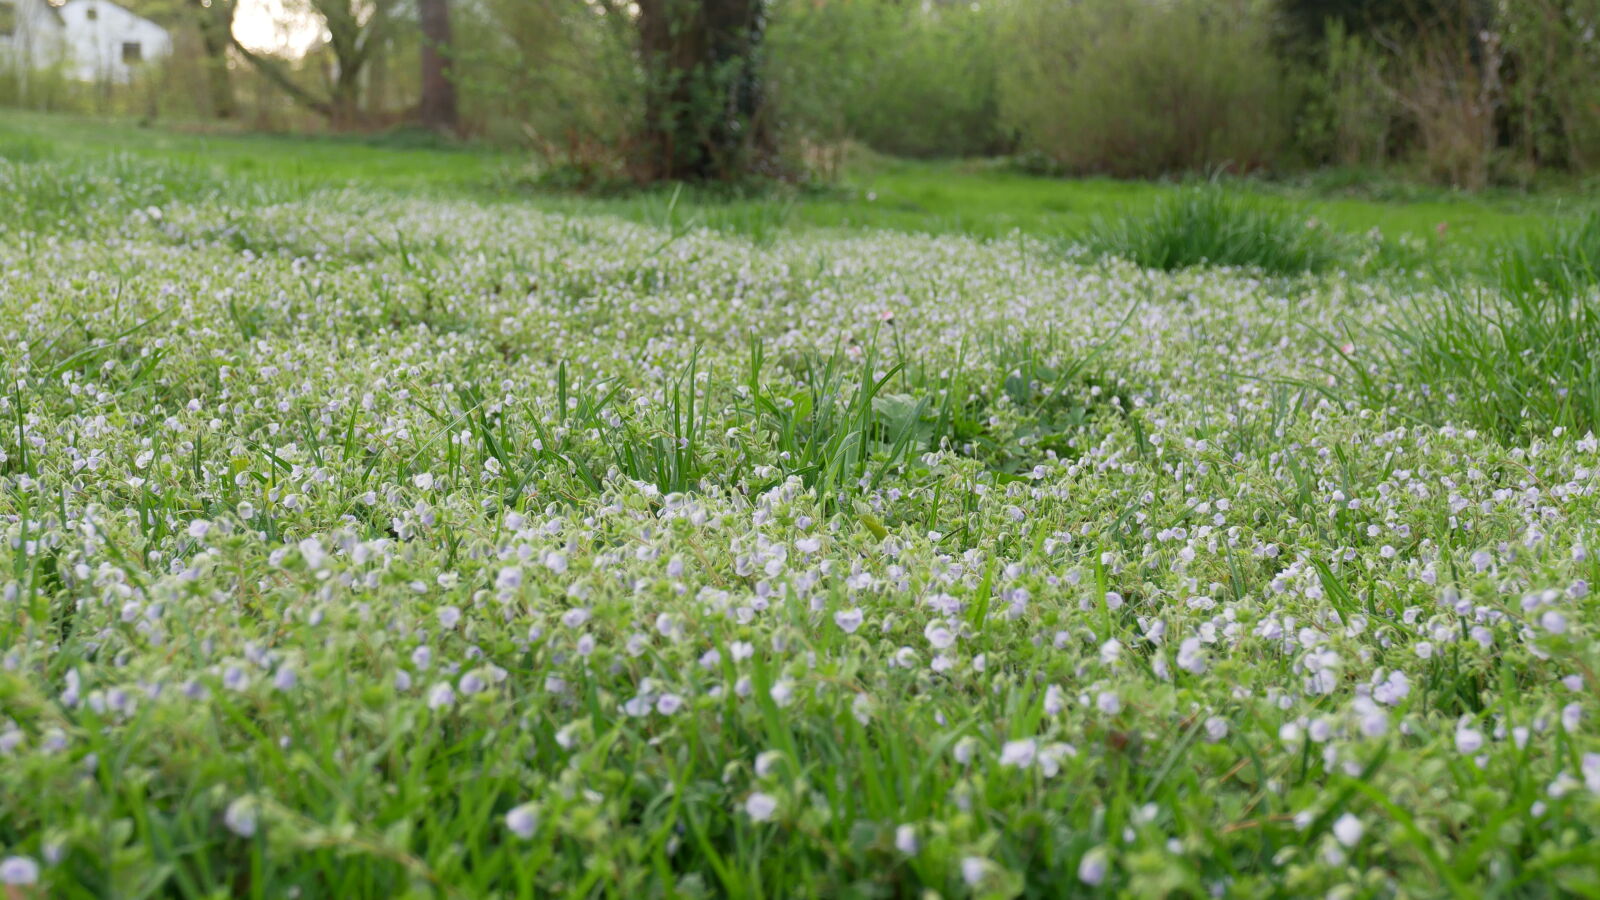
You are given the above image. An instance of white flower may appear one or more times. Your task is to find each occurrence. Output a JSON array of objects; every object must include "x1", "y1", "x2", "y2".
[
  {"x1": 0, "y1": 856, "x2": 39, "y2": 885},
  {"x1": 496, "y1": 566, "x2": 523, "y2": 590},
  {"x1": 1332, "y1": 813, "x2": 1364, "y2": 847},
  {"x1": 834, "y1": 608, "x2": 864, "y2": 634},
  {"x1": 297, "y1": 538, "x2": 326, "y2": 569},
  {"x1": 427, "y1": 682, "x2": 455, "y2": 710},
  {"x1": 1540, "y1": 611, "x2": 1568, "y2": 634},
  {"x1": 961, "y1": 856, "x2": 988, "y2": 887},
  {"x1": 1204, "y1": 716, "x2": 1228, "y2": 742},
  {"x1": 1563, "y1": 703, "x2": 1582, "y2": 733},
  {"x1": 1036, "y1": 742, "x2": 1074, "y2": 777},
  {"x1": 1000, "y1": 738, "x2": 1037, "y2": 768},
  {"x1": 1583, "y1": 753, "x2": 1600, "y2": 794},
  {"x1": 744, "y1": 792, "x2": 778, "y2": 822},
  {"x1": 224, "y1": 797, "x2": 258, "y2": 838},
  {"x1": 1456, "y1": 725, "x2": 1484, "y2": 755},
  {"x1": 1077, "y1": 846, "x2": 1109, "y2": 886},
  {"x1": 924, "y1": 621, "x2": 955, "y2": 649},
  {"x1": 1097, "y1": 691, "x2": 1122, "y2": 715},
  {"x1": 895, "y1": 824, "x2": 919, "y2": 855},
  {"x1": 1176, "y1": 637, "x2": 1207, "y2": 675},
  {"x1": 412, "y1": 472, "x2": 434, "y2": 490},
  {"x1": 770, "y1": 680, "x2": 795, "y2": 707},
  {"x1": 505, "y1": 804, "x2": 538, "y2": 839},
  {"x1": 755, "y1": 750, "x2": 784, "y2": 778},
  {"x1": 1044, "y1": 684, "x2": 1066, "y2": 715}
]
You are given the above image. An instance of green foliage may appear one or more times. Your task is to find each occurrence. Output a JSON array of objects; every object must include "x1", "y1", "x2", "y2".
[
  {"x1": 7, "y1": 115, "x2": 1600, "y2": 900},
  {"x1": 768, "y1": 0, "x2": 1006, "y2": 160},
  {"x1": 1080, "y1": 188, "x2": 1348, "y2": 274},
  {"x1": 454, "y1": 0, "x2": 641, "y2": 180},
  {"x1": 1331, "y1": 213, "x2": 1600, "y2": 439},
  {"x1": 998, "y1": 0, "x2": 1290, "y2": 177},
  {"x1": 1499, "y1": 0, "x2": 1600, "y2": 174},
  {"x1": 1350, "y1": 283, "x2": 1600, "y2": 439},
  {"x1": 1295, "y1": 20, "x2": 1395, "y2": 169},
  {"x1": 1496, "y1": 210, "x2": 1600, "y2": 301}
]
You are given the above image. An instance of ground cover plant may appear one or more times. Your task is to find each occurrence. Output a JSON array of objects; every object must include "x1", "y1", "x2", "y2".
[{"x1": 2, "y1": 131, "x2": 1600, "y2": 898}]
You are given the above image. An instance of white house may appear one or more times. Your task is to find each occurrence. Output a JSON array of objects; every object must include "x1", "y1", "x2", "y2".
[
  {"x1": 57, "y1": 0, "x2": 170, "y2": 84},
  {"x1": 0, "y1": 0, "x2": 68, "y2": 73}
]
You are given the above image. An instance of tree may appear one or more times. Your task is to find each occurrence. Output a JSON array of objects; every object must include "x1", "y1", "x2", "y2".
[
  {"x1": 418, "y1": 0, "x2": 457, "y2": 132},
  {"x1": 228, "y1": 0, "x2": 403, "y2": 127},
  {"x1": 633, "y1": 0, "x2": 774, "y2": 181},
  {"x1": 187, "y1": 0, "x2": 237, "y2": 118}
]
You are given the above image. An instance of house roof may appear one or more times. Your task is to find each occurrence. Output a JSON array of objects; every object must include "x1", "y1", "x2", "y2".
[{"x1": 59, "y1": 0, "x2": 165, "y2": 30}]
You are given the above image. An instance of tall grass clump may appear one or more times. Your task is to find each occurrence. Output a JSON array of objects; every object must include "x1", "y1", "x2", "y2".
[
  {"x1": 1080, "y1": 189, "x2": 1347, "y2": 274},
  {"x1": 1353, "y1": 213, "x2": 1600, "y2": 438},
  {"x1": 1370, "y1": 286, "x2": 1600, "y2": 439},
  {"x1": 1496, "y1": 210, "x2": 1600, "y2": 300}
]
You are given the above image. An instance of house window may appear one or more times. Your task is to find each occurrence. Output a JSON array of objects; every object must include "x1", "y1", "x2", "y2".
[
  {"x1": 0, "y1": 1, "x2": 16, "y2": 38},
  {"x1": 122, "y1": 42, "x2": 142, "y2": 63}
]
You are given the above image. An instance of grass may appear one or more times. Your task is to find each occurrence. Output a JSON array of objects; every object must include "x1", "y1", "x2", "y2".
[
  {"x1": 2, "y1": 111, "x2": 1592, "y2": 258},
  {"x1": 1, "y1": 112, "x2": 1599, "y2": 898},
  {"x1": 1333, "y1": 211, "x2": 1600, "y2": 440},
  {"x1": 1077, "y1": 188, "x2": 1350, "y2": 275},
  {"x1": 1496, "y1": 210, "x2": 1600, "y2": 300}
]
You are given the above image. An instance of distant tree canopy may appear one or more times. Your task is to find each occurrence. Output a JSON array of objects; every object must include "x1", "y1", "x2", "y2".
[
  {"x1": 1277, "y1": 0, "x2": 1495, "y2": 42},
  {"x1": 8, "y1": 0, "x2": 1600, "y2": 187}
]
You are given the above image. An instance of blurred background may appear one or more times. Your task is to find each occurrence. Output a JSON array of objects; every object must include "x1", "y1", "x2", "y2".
[{"x1": 1, "y1": 0, "x2": 1597, "y2": 192}]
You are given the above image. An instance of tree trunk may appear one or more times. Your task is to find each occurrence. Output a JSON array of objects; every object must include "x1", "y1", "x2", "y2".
[
  {"x1": 191, "y1": 0, "x2": 238, "y2": 119},
  {"x1": 635, "y1": 0, "x2": 772, "y2": 181},
  {"x1": 418, "y1": 0, "x2": 458, "y2": 133}
]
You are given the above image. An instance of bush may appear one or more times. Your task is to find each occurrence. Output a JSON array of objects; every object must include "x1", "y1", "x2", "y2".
[
  {"x1": 1500, "y1": 0, "x2": 1600, "y2": 175},
  {"x1": 454, "y1": 0, "x2": 641, "y2": 181},
  {"x1": 767, "y1": 0, "x2": 1006, "y2": 162},
  {"x1": 998, "y1": 0, "x2": 1290, "y2": 177},
  {"x1": 1080, "y1": 189, "x2": 1347, "y2": 274},
  {"x1": 1295, "y1": 20, "x2": 1395, "y2": 169}
]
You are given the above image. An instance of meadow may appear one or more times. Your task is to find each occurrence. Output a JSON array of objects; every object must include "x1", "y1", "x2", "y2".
[{"x1": 1, "y1": 116, "x2": 1599, "y2": 897}]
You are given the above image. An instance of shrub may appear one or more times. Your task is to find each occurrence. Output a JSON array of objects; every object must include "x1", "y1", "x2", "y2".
[
  {"x1": 1500, "y1": 0, "x2": 1600, "y2": 175},
  {"x1": 998, "y1": 0, "x2": 1290, "y2": 177},
  {"x1": 767, "y1": 0, "x2": 1006, "y2": 162},
  {"x1": 1080, "y1": 189, "x2": 1347, "y2": 275},
  {"x1": 1295, "y1": 20, "x2": 1396, "y2": 169},
  {"x1": 454, "y1": 0, "x2": 641, "y2": 181}
]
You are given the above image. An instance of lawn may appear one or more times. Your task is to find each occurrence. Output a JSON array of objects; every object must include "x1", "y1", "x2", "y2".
[
  {"x1": 2, "y1": 112, "x2": 1588, "y2": 252},
  {"x1": 1, "y1": 115, "x2": 1598, "y2": 898}
]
